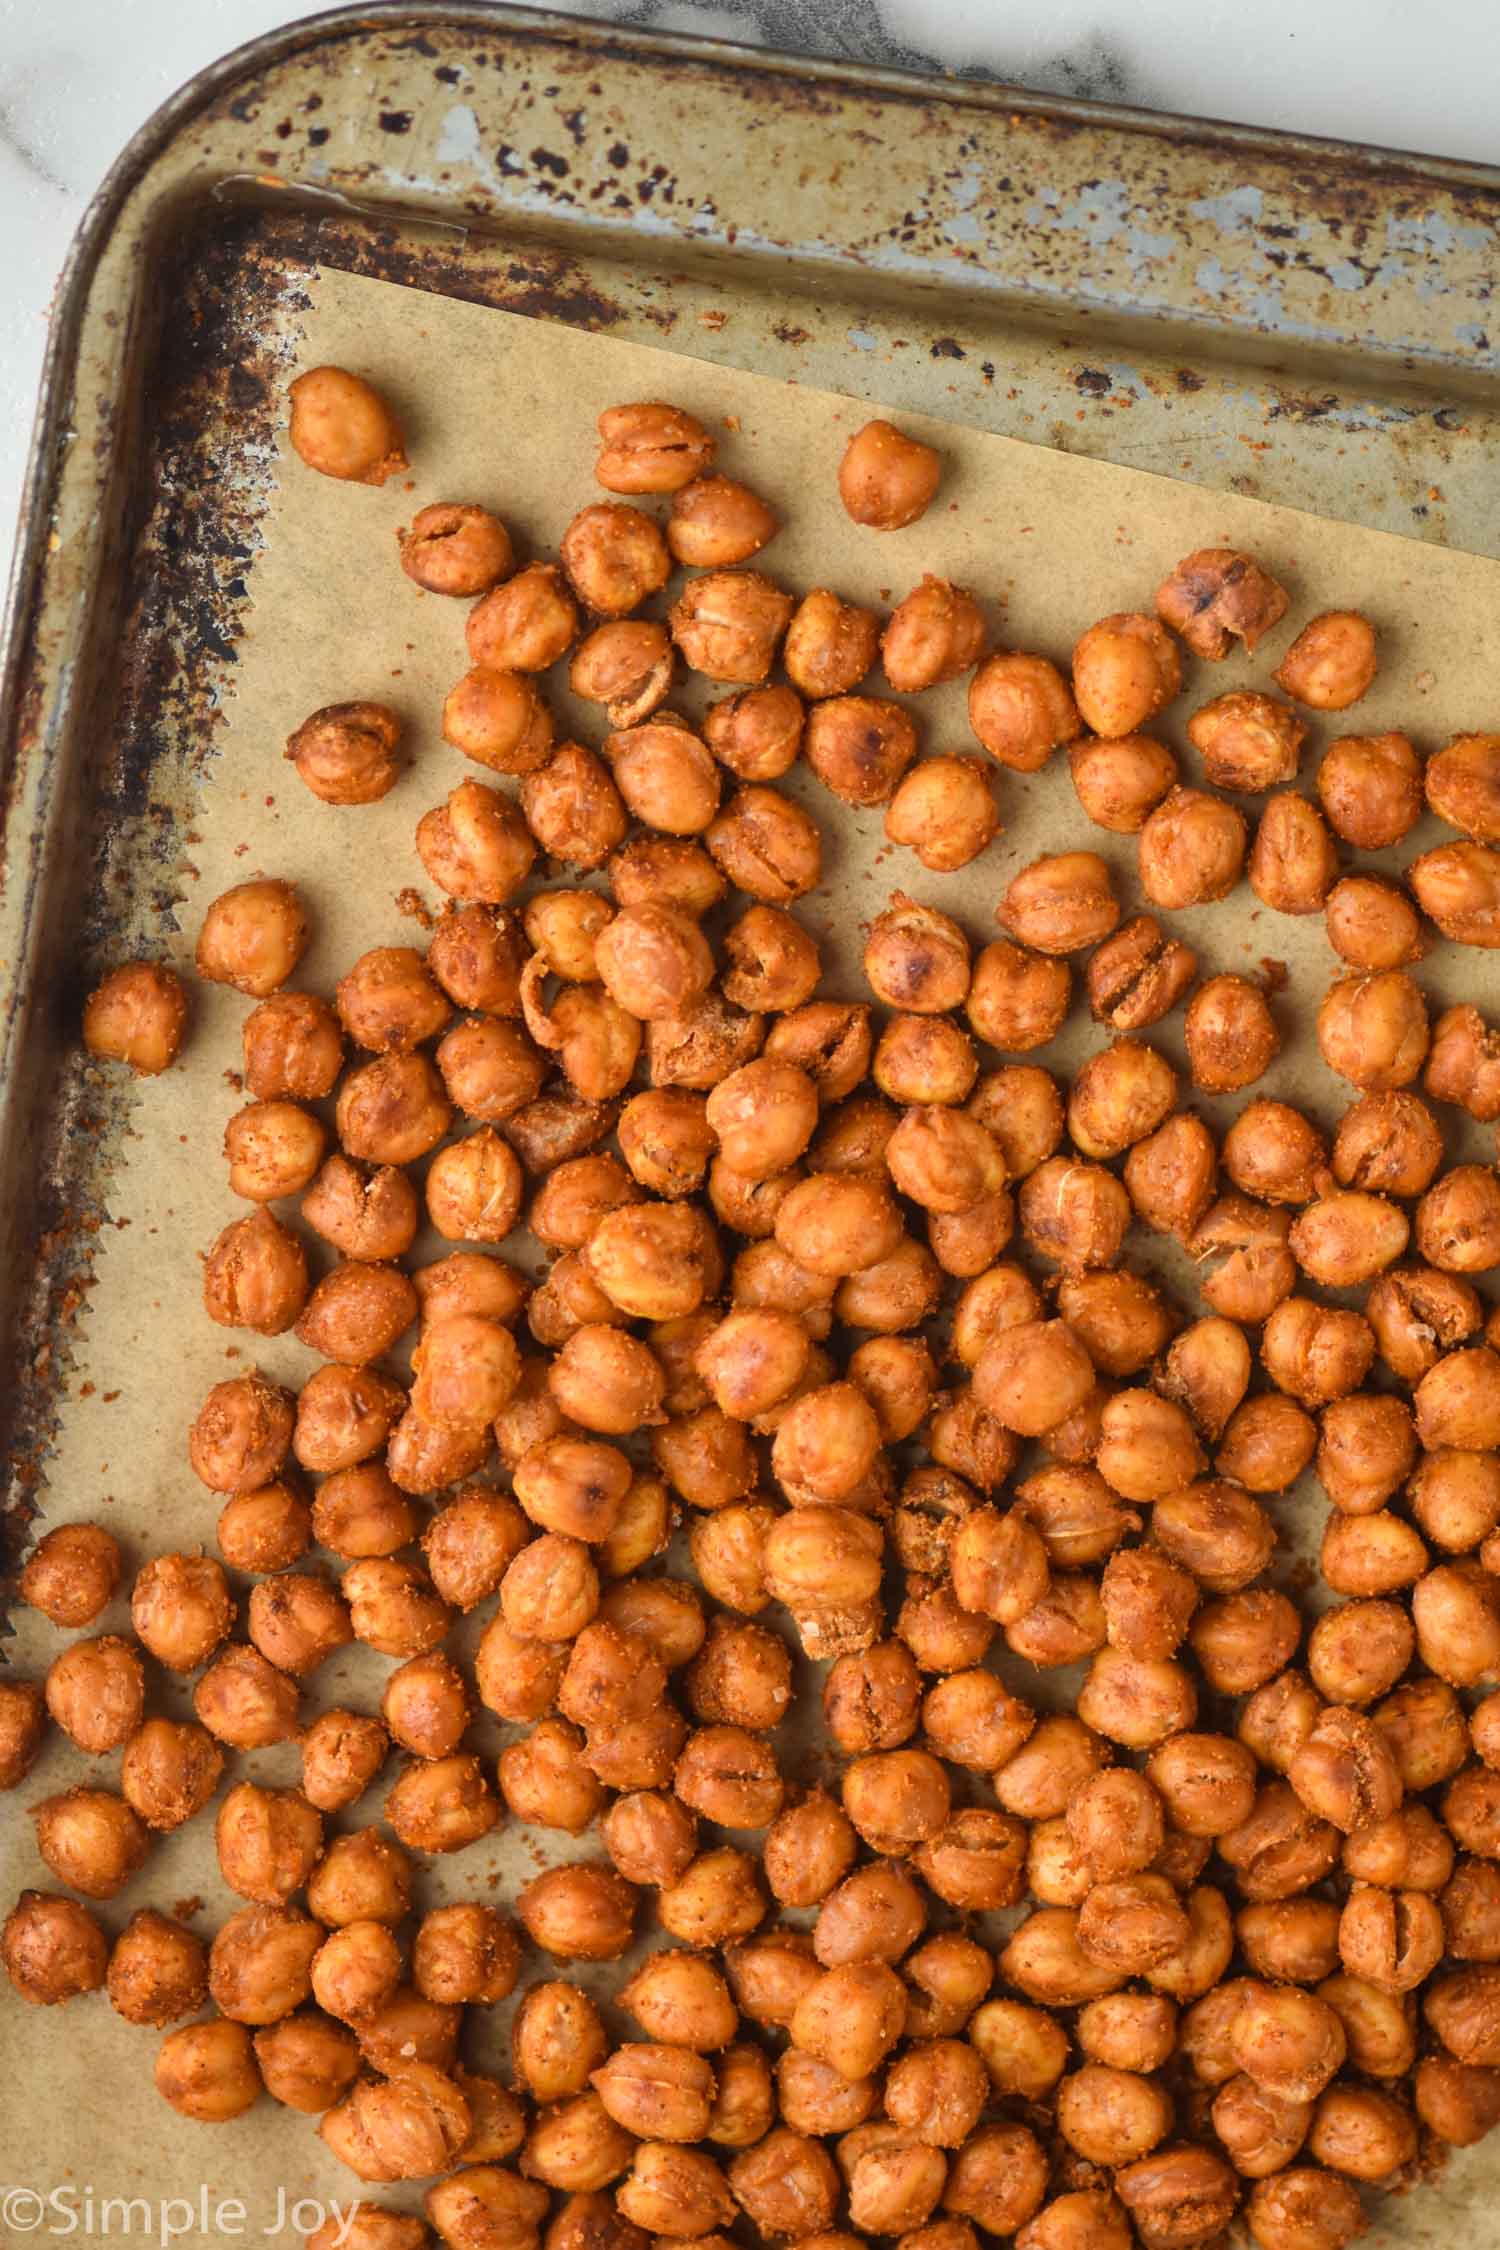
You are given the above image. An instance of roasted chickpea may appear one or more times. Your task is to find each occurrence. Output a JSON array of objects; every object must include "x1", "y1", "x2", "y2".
[
  {"x1": 839, "y1": 418, "x2": 942, "y2": 528},
  {"x1": 1410, "y1": 840, "x2": 1500, "y2": 946},
  {"x1": 3, "y1": 1890, "x2": 108, "y2": 2006},
  {"x1": 193, "y1": 1646, "x2": 300, "y2": 1750},
  {"x1": 337, "y1": 1050, "x2": 453, "y2": 1166},
  {"x1": 196, "y1": 877, "x2": 308, "y2": 997},
  {"x1": 285, "y1": 699, "x2": 403, "y2": 806},
  {"x1": 126, "y1": 1553, "x2": 231, "y2": 1675},
  {"x1": 82, "y1": 959, "x2": 188, "y2": 1073},
  {"x1": 155, "y1": 2016, "x2": 263, "y2": 2124},
  {"x1": 288, "y1": 362, "x2": 403, "y2": 483},
  {"x1": 804, "y1": 694, "x2": 918, "y2": 807},
  {"x1": 299, "y1": 1711, "x2": 389, "y2": 1815},
  {"x1": 106, "y1": 1908, "x2": 207, "y2": 2028},
  {"x1": 559, "y1": 501, "x2": 669, "y2": 618},
  {"x1": 782, "y1": 587, "x2": 879, "y2": 699},
  {"x1": 18, "y1": 1519, "x2": 121, "y2": 1626},
  {"x1": 1248, "y1": 792, "x2": 1338, "y2": 915},
  {"x1": 1154, "y1": 547, "x2": 1287, "y2": 657},
  {"x1": 202, "y1": 1206, "x2": 308, "y2": 1336},
  {"x1": 999, "y1": 851, "x2": 1119, "y2": 956},
  {"x1": 1189, "y1": 692, "x2": 1305, "y2": 792},
  {"x1": 1324, "y1": 873, "x2": 1425, "y2": 972},
  {"x1": 0, "y1": 1679, "x2": 46, "y2": 1793},
  {"x1": 1073, "y1": 612, "x2": 1181, "y2": 738},
  {"x1": 1425, "y1": 732, "x2": 1500, "y2": 841},
  {"x1": 1182, "y1": 975, "x2": 1279, "y2": 1093},
  {"x1": 1138, "y1": 788, "x2": 1246, "y2": 909},
  {"x1": 31, "y1": 1788, "x2": 150, "y2": 1901}
]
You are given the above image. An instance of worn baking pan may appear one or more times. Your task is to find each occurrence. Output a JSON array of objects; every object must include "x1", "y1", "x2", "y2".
[
  {"x1": 3, "y1": 3, "x2": 1500, "y2": 2226},
  {"x1": 3, "y1": 3, "x2": 1499, "y2": 1526}
]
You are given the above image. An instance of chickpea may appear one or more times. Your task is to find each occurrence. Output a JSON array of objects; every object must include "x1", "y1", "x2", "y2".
[
  {"x1": 1228, "y1": 1985, "x2": 1348, "y2": 2106},
  {"x1": 286, "y1": 362, "x2": 403, "y2": 481},
  {"x1": 1417, "y1": 1163, "x2": 1500, "y2": 1273},
  {"x1": 1151, "y1": 547, "x2": 1286, "y2": 658},
  {"x1": 1015, "y1": 1464, "x2": 1136, "y2": 1569},
  {"x1": 803, "y1": 693, "x2": 918, "y2": 807},
  {"x1": 1082, "y1": 920, "x2": 1193, "y2": 1037},
  {"x1": 209, "y1": 1902, "x2": 322, "y2": 2026},
  {"x1": 2, "y1": 1890, "x2": 108, "y2": 2006},
  {"x1": 196, "y1": 877, "x2": 308, "y2": 997},
  {"x1": 1219, "y1": 1784, "x2": 1342, "y2": 1904},
  {"x1": 201, "y1": 1205, "x2": 309, "y2": 1334},
  {"x1": 1020, "y1": 1158, "x2": 1132, "y2": 1269},
  {"x1": 973, "y1": 1320, "x2": 1095, "y2": 1438},
  {"x1": 837, "y1": 417, "x2": 941, "y2": 528},
  {"x1": 1412, "y1": 1558, "x2": 1500, "y2": 1684},
  {"x1": 1425, "y1": 731, "x2": 1500, "y2": 841},
  {"x1": 17, "y1": 1519, "x2": 119, "y2": 1626},
  {"x1": 1057, "y1": 2063, "x2": 1173, "y2": 2164},
  {"x1": 379, "y1": 1757, "x2": 498, "y2": 1864},
  {"x1": 1305, "y1": 1600, "x2": 1414, "y2": 1710},
  {"x1": 193, "y1": 1646, "x2": 300, "y2": 1751},
  {"x1": 154, "y1": 2016, "x2": 263, "y2": 2124},
  {"x1": 1125, "y1": 1111, "x2": 1218, "y2": 1240},
  {"x1": 215, "y1": 1781, "x2": 321, "y2": 1906},
  {"x1": 1188, "y1": 691, "x2": 1304, "y2": 792},
  {"x1": 106, "y1": 1908, "x2": 207, "y2": 2028},
  {"x1": 336, "y1": 1051, "x2": 453, "y2": 1168},
  {"x1": 0, "y1": 1679, "x2": 45, "y2": 1793},
  {"x1": 1248, "y1": 792, "x2": 1338, "y2": 914},
  {"x1": 1137, "y1": 788, "x2": 1246, "y2": 909},
  {"x1": 669, "y1": 569, "x2": 793, "y2": 686},
  {"x1": 940, "y1": 2122, "x2": 1048, "y2": 2240},
  {"x1": 1415, "y1": 1344, "x2": 1500, "y2": 1449},
  {"x1": 1411, "y1": 838, "x2": 1500, "y2": 945},
  {"x1": 82, "y1": 958, "x2": 188, "y2": 1073},
  {"x1": 998, "y1": 851, "x2": 1119, "y2": 957},
  {"x1": 791, "y1": 1960, "x2": 908, "y2": 2082},
  {"x1": 296, "y1": 1712, "x2": 387, "y2": 1818},
  {"x1": 1209, "y1": 2074, "x2": 1313, "y2": 2180},
  {"x1": 1068, "y1": 740, "x2": 1177, "y2": 850},
  {"x1": 557, "y1": 501, "x2": 668, "y2": 618},
  {"x1": 285, "y1": 700, "x2": 402, "y2": 807},
  {"x1": 1324, "y1": 873, "x2": 1424, "y2": 972},
  {"x1": 427, "y1": 905, "x2": 528, "y2": 1021},
  {"x1": 963, "y1": 649, "x2": 1075, "y2": 773},
  {"x1": 779, "y1": 587, "x2": 877, "y2": 700},
  {"x1": 1181, "y1": 975, "x2": 1279, "y2": 1093}
]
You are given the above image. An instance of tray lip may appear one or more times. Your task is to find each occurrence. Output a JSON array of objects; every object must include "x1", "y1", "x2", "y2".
[{"x1": 8, "y1": 0, "x2": 1500, "y2": 767}]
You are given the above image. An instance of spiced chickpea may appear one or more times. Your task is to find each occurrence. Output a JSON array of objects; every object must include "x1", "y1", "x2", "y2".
[
  {"x1": 670, "y1": 570, "x2": 794, "y2": 686},
  {"x1": 1325, "y1": 874, "x2": 1425, "y2": 973},
  {"x1": 0, "y1": 1679, "x2": 45, "y2": 1794},
  {"x1": 1417, "y1": 1164, "x2": 1500, "y2": 1272},
  {"x1": 2, "y1": 1890, "x2": 108, "y2": 2007},
  {"x1": 804, "y1": 694, "x2": 918, "y2": 807},
  {"x1": 1414, "y1": 2055, "x2": 1500, "y2": 2145},
  {"x1": 1085, "y1": 917, "x2": 1197, "y2": 1036},
  {"x1": 1152, "y1": 547, "x2": 1286, "y2": 657},
  {"x1": 838, "y1": 418, "x2": 942, "y2": 528},
  {"x1": 1248, "y1": 792, "x2": 1339, "y2": 915},
  {"x1": 202, "y1": 1207, "x2": 308, "y2": 1334},
  {"x1": 558, "y1": 501, "x2": 669, "y2": 619},
  {"x1": 299, "y1": 1711, "x2": 388, "y2": 1816},
  {"x1": 1019, "y1": 1158, "x2": 1131, "y2": 1268},
  {"x1": 1232, "y1": 1682, "x2": 1323, "y2": 1796},
  {"x1": 1125, "y1": 1111, "x2": 1218, "y2": 1241},
  {"x1": 1412, "y1": 1560, "x2": 1500, "y2": 1684},
  {"x1": 337, "y1": 1051, "x2": 453, "y2": 1166},
  {"x1": 974, "y1": 1321, "x2": 1096, "y2": 1437},
  {"x1": 1414, "y1": 1344, "x2": 1500, "y2": 1450},
  {"x1": 1138, "y1": 788, "x2": 1247, "y2": 909},
  {"x1": 781, "y1": 587, "x2": 878, "y2": 700},
  {"x1": 309, "y1": 1920, "x2": 396, "y2": 2029},
  {"x1": 1411, "y1": 840, "x2": 1500, "y2": 945},
  {"x1": 1182, "y1": 975, "x2": 1280, "y2": 1093},
  {"x1": 1190, "y1": 692, "x2": 1306, "y2": 792},
  {"x1": 1317, "y1": 1394, "x2": 1417, "y2": 1515},
  {"x1": 18, "y1": 1519, "x2": 121, "y2": 1627},
  {"x1": 965, "y1": 650, "x2": 1076, "y2": 772},
  {"x1": 105, "y1": 1909, "x2": 206, "y2": 2029},
  {"x1": 197, "y1": 878, "x2": 308, "y2": 997},
  {"x1": 287, "y1": 363, "x2": 403, "y2": 483},
  {"x1": 1057, "y1": 2064, "x2": 1173, "y2": 2164},
  {"x1": 1410, "y1": 1447, "x2": 1500, "y2": 1552},
  {"x1": 594, "y1": 400, "x2": 713, "y2": 493},
  {"x1": 193, "y1": 1646, "x2": 300, "y2": 1751},
  {"x1": 82, "y1": 959, "x2": 188, "y2": 1074},
  {"x1": 999, "y1": 851, "x2": 1119, "y2": 956},
  {"x1": 309, "y1": 1464, "x2": 417, "y2": 1560},
  {"x1": 1306, "y1": 1599, "x2": 1414, "y2": 1708},
  {"x1": 1230, "y1": 1987, "x2": 1347, "y2": 2104},
  {"x1": 154, "y1": 2016, "x2": 263, "y2": 2124},
  {"x1": 1425, "y1": 732, "x2": 1500, "y2": 841},
  {"x1": 427, "y1": 901, "x2": 529, "y2": 1016},
  {"x1": 215, "y1": 1782, "x2": 322, "y2": 1906}
]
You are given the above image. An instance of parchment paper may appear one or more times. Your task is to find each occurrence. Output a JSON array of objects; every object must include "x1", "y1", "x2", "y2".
[{"x1": 4, "y1": 264, "x2": 1500, "y2": 2245}]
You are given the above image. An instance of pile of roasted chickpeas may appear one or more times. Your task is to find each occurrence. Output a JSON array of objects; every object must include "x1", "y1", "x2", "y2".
[{"x1": 24, "y1": 365, "x2": 1500, "y2": 2250}]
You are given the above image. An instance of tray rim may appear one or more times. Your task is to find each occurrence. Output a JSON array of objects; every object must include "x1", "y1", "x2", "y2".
[{"x1": 11, "y1": 0, "x2": 1500, "y2": 737}]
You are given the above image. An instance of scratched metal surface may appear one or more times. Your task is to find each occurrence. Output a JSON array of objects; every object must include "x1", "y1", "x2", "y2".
[{"x1": 4, "y1": 0, "x2": 1500, "y2": 1560}]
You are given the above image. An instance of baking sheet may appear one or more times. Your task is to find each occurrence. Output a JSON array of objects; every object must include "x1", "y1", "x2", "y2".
[{"x1": 4, "y1": 262, "x2": 1500, "y2": 2241}]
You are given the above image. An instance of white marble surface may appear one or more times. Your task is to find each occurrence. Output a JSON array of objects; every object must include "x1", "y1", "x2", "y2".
[{"x1": 0, "y1": 0, "x2": 1497, "y2": 563}]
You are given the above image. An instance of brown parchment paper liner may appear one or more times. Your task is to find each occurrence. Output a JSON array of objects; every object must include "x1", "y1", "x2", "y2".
[{"x1": 4, "y1": 264, "x2": 1500, "y2": 2241}]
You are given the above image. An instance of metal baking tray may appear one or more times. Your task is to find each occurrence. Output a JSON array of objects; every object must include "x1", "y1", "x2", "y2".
[{"x1": 4, "y1": 1, "x2": 1499, "y2": 1539}]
